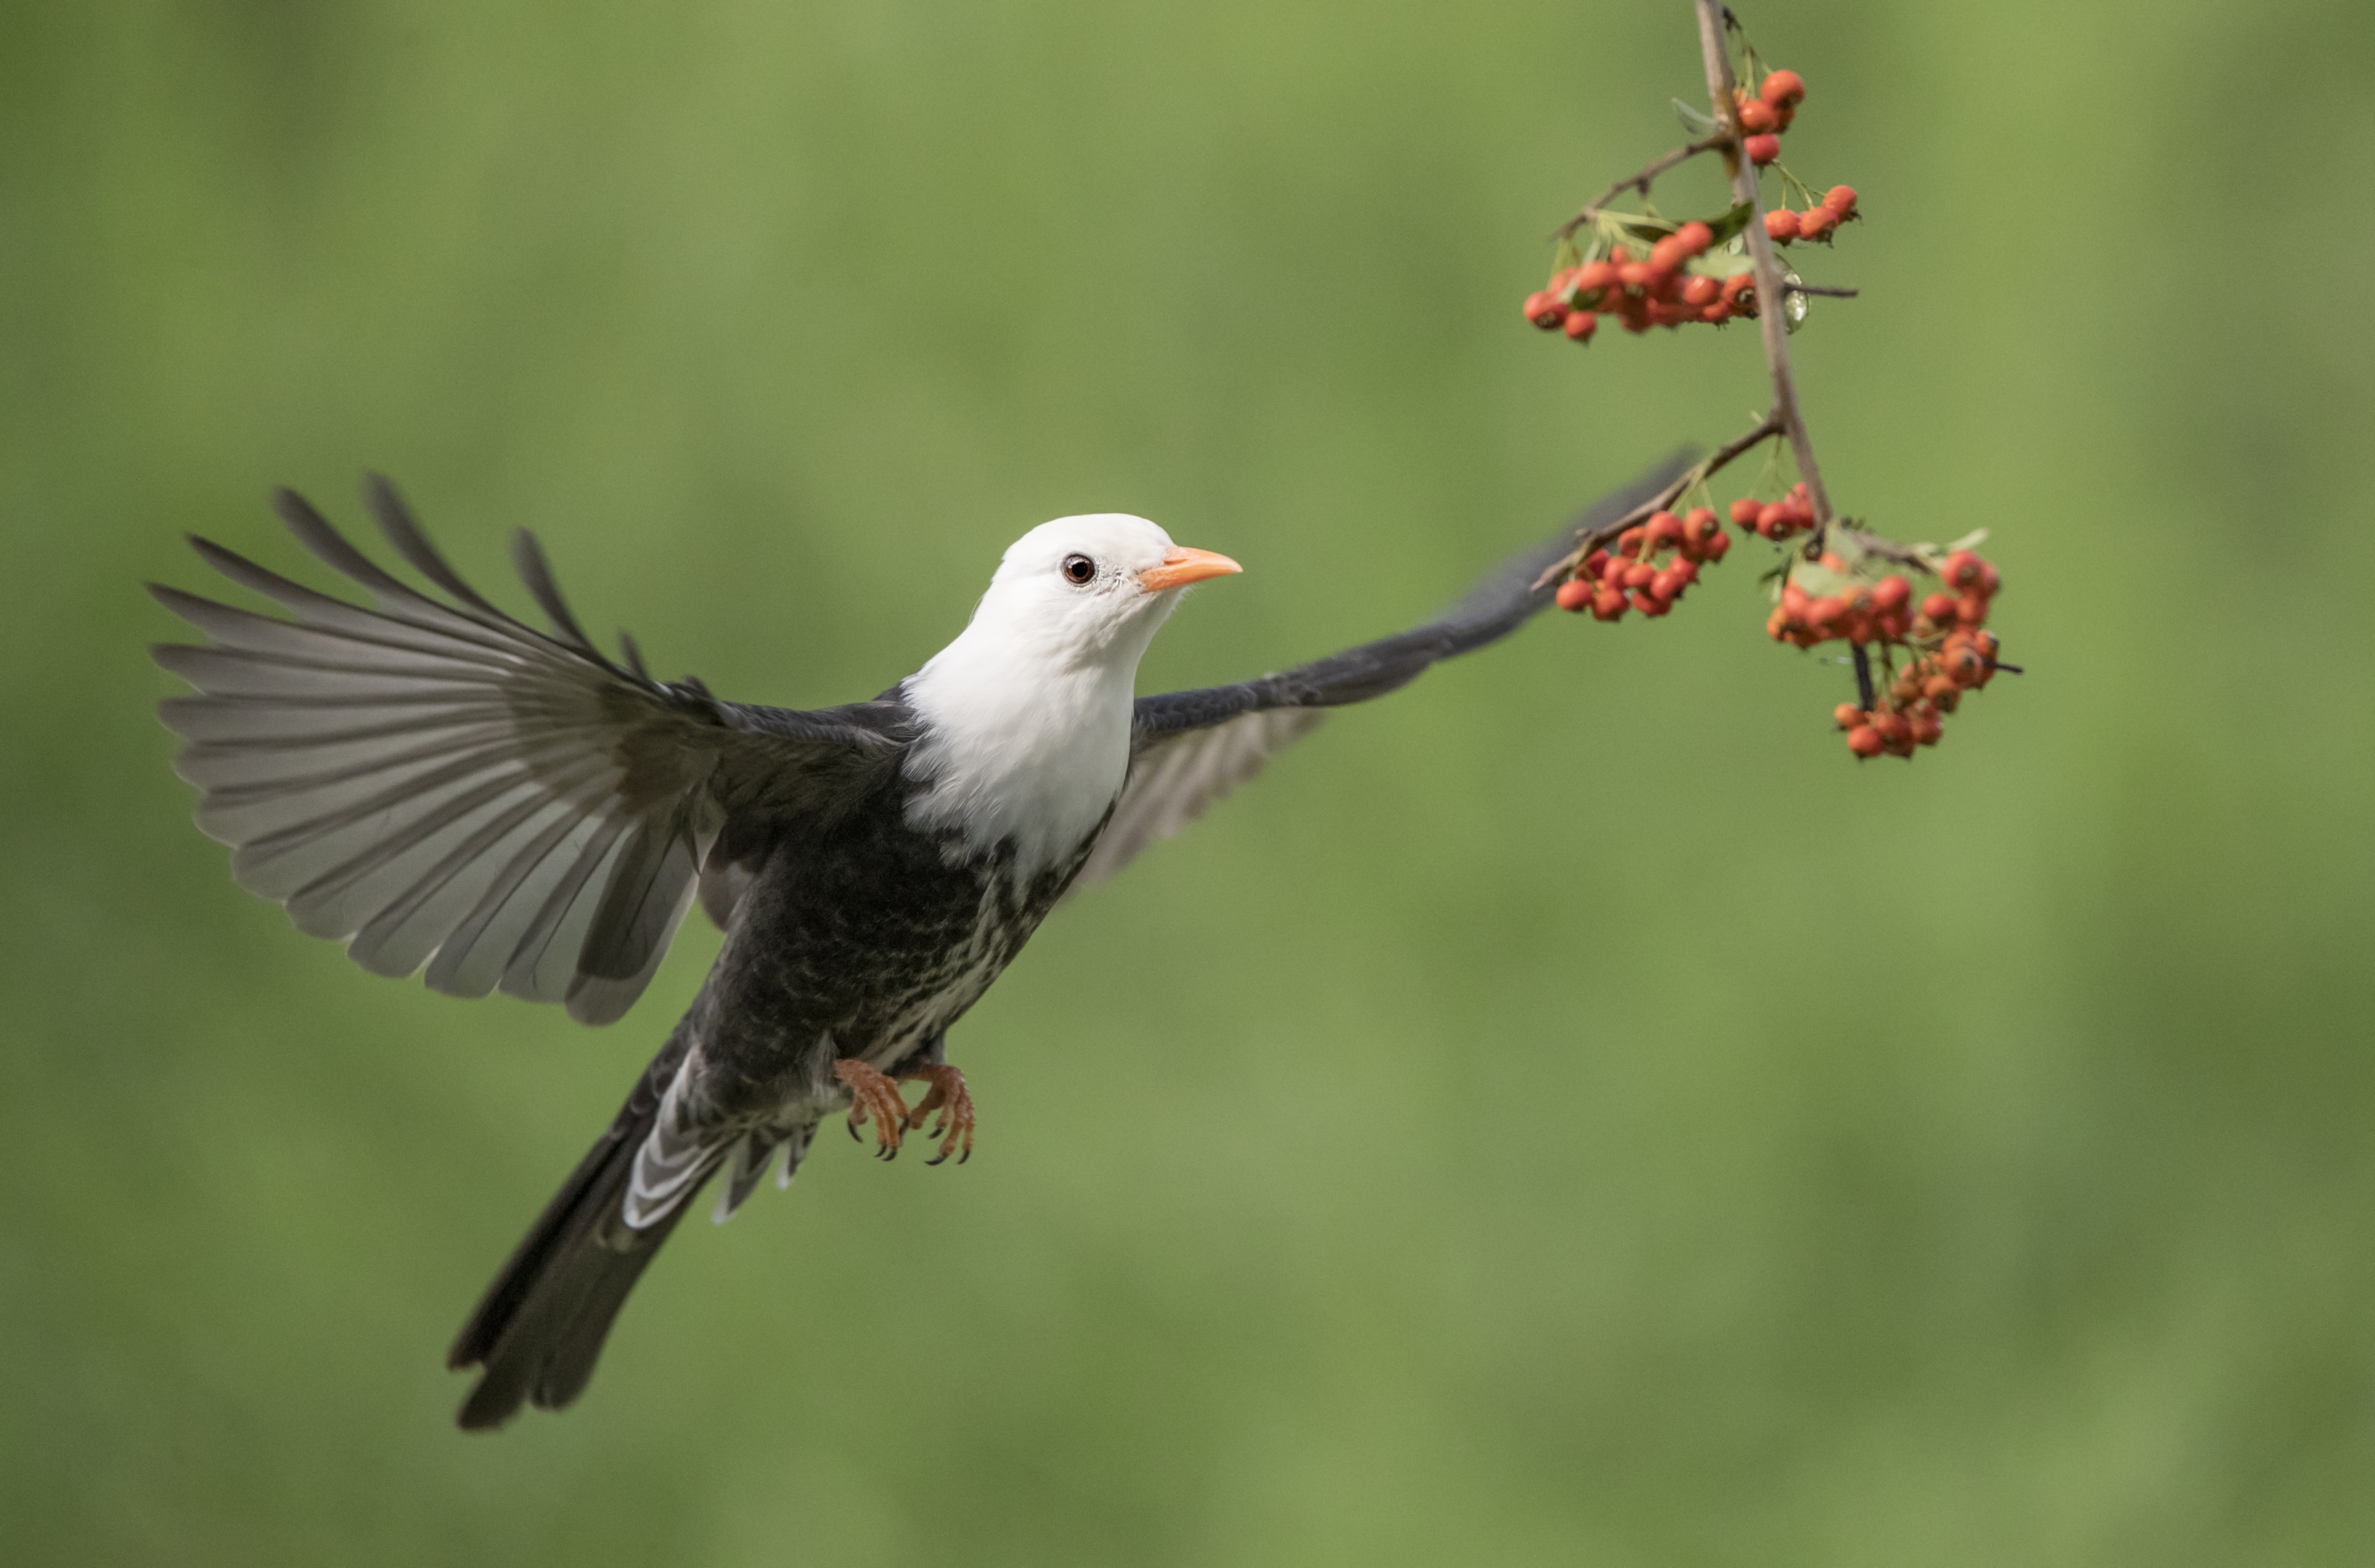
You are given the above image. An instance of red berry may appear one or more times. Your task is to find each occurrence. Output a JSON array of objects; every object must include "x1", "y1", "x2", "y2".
[
  {"x1": 1649, "y1": 236, "x2": 1690, "y2": 273},
  {"x1": 1650, "y1": 568, "x2": 1682, "y2": 600},
  {"x1": 1763, "y1": 207, "x2": 1799, "y2": 242},
  {"x1": 1591, "y1": 589, "x2": 1627, "y2": 621},
  {"x1": 1582, "y1": 549, "x2": 1608, "y2": 576},
  {"x1": 1623, "y1": 562, "x2": 1656, "y2": 589},
  {"x1": 1921, "y1": 591, "x2": 1957, "y2": 621},
  {"x1": 1822, "y1": 185, "x2": 1857, "y2": 218},
  {"x1": 1871, "y1": 575, "x2": 1910, "y2": 612},
  {"x1": 1681, "y1": 274, "x2": 1720, "y2": 307},
  {"x1": 1633, "y1": 590, "x2": 1669, "y2": 616},
  {"x1": 1555, "y1": 578, "x2": 1595, "y2": 612},
  {"x1": 1977, "y1": 561, "x2": 2000, "y2": 596},
  {"x1": 1563, "y1": 311, "x2": 1598, "y2": 341},
  {"x1": 1574, "y1": 260, "x2": 1618, "y2": 295},
  {"x1": 1617, "y1": 527, "x2": 1645, "y2": 557},
  {"x1": 1525, "y1": 290, "x2": 1562, "y2": 328},
  {"x1": 1955, "y1": 594, "x2": 1989, "y2": 626},
  {"x1": 1760, "y1": 69, "x2": 1805, "y2": 107},
  {"x1": 1737, "y1": 99, "x2": 1778, "y2": 134},
  {"x1": 1674, "y1": 221, "x2": 1714, "y2": 255},
  {"x1": 1942, "y1": 550, "x2": 1981, "y2": 587},
  {"x1": 1796, "y1": 207, "x2": 1836, "y2": 241},
  {"x1": 1600, "y1": 555, "x2": 1629, "y2": 586},
  {"x1": 1834, "y1": 702, "x2": 1863, "y2": 730},
  {"x1": 1730, "y1": 497, "x2": 1762, "y2": 526},
  {"x1": 1646, "y1": 510, "x2": 1684, "y2": 545},
  {"x1": 1910, "y1": 709, "x2": 1943, "y2": 746},
  {"x1": 1847, "y1": 725, "x2": 1883, "y2": 759},
  {"x1": 1704, "y1": 530, "x2": 1730, "y2": 560},
  {"x1": 1745, "y1": 134, "x2": 1781, "y2": 166}
]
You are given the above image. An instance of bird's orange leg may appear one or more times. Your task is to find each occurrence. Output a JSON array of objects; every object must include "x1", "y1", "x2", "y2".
[
  {"x1": 899, "y1": 1063, "x2": 976, "y2": 1166},
  {"x1": 833, "y1": 1058, "x2": 912, "y2": 1160}
]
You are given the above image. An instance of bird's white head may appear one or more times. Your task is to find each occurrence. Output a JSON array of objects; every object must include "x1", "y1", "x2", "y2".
[
  {"x1": 965, "y1": 513, "x2": 1243, "y2": 669},
  {"x1": 901, "y1": 513, "x2": 1242, "y2": 875}
]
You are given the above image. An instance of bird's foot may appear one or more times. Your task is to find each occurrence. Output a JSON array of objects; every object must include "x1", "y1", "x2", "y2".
[
  {"x1": 833, "y1": 1058, "x2": 911, "y2": 1160},
  {"x1": 899, "y1": 1063, "x2": 976, "y2": 1166}
]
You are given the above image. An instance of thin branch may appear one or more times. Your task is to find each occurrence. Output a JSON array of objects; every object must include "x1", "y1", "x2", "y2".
[
  {"x1": 1533, "y1": 408, "x2": 1786, "y2": 590},
  {"x1": 1692, "y1": 0, "x2": 1834, "y2": 531},
  {"x1": 1782, "y1": 282, "x2": 1857, "y2": 298},
  {"x1": 1553, "y1": 134, "x2": 1730, "y2": 240}
]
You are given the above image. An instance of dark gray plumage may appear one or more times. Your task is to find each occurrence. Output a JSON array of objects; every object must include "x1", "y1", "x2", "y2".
[{"x1": 150, "y1": 457, "x2": 1685, "y2": 1428}]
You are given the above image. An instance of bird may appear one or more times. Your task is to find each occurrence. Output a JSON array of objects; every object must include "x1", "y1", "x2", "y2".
[{"x1": 149, "y1": 458, "x2": 1682, "y2": 1429}]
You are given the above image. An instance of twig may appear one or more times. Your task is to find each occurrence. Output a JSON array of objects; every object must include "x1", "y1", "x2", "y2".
[
  {"x1": 1532, "y1": 408, "x2": 1785, "y2": 589},
  {"x1": 1782, "y1": 282, "x2": 1857, "y2": 298},
  {"x1": 1553, "y1": 134, "x2": 1730, "y2": 240},
  {"x1": 1693, "y1": 0, "x2": 1834, "y2": 532}
]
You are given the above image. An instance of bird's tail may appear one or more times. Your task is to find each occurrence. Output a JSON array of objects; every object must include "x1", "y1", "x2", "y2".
[{"x1": 447, "y1": 1037, "x2": 701, "y2": 1431}]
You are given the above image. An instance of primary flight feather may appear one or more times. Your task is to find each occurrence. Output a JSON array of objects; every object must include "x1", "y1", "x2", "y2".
[{"x1": 150, "y1": 460, "x2": 1682, "y2": 1428}]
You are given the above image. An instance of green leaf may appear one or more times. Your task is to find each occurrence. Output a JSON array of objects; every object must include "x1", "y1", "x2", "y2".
[
  {"x1": 1702, "y1": 201, "x2": 1755, "y2": 245},
  {"x1": 1672, "y1": 99, "x2": 1720, "y2": 136}
]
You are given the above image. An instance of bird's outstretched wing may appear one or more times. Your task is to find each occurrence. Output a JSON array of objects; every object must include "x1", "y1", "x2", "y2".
[
  {"x1": 1071, "y1": 456, "x2": 1692, "y2": 889},
  {"x1": 150, "y1": 478, "x2": 907, "y2": 1025}
]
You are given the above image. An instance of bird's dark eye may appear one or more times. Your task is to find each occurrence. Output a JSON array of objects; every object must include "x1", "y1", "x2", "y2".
[{"x1": 1061, "y1": 554, "x2": 1096, "y2": 584}]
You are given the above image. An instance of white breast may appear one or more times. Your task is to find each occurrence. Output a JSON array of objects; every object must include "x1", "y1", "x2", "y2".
[{"x1": 899, "y1": 650, "x2": 1136, "y2": 878}]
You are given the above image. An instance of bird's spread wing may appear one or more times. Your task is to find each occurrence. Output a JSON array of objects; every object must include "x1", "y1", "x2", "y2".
[
  {"x1": 151, "y1": 478, "x2": 905, "y2": 1025},
  {"x1": 1071, "y1": 456, "x2": 1692, "y2": 889}
]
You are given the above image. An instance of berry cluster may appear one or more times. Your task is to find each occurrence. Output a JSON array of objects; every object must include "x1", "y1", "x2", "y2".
[
  {"x1": 1553, "y1": 506, "x2": 1733, "y2": 620},
  {"x1": 1762, "y1": 184, "x2": 1857, "y2": 245},
  {"x1": 1734, "y1": 68, "x2": 1803, "y2": 166},
  {"x1": 1728, "y1": 481, "x2": 1817, "y2": 542},
  {"x1": 1524, "y1": 221, "x2": 1759, "y2": 340},
  {"x1": 1782, "y1": 547, "x2": 2005, "y2": 760}
]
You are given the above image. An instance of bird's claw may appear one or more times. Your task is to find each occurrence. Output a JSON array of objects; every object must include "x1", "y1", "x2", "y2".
[
  {"x1": 900, "y1": 1063, "x2": 976, "y2": 1166},
  {"x1": 833, "y1": 1058, "x2": 910, "y2": 1160}
]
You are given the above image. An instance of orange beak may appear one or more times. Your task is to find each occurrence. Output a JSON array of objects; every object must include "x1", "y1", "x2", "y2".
[{"x1": 1137, "y1": 545, "x2": 1243, "y2": 593}]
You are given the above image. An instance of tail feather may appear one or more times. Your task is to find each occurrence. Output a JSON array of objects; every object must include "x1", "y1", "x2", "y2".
[{"x1": 450, "y1": 1034, "x2": 703, "y2": 1431}]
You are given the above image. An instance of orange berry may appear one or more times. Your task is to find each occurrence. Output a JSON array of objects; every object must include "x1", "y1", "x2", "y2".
[
  {"x1": 1617, "y1": 527, "x2": 1645, "y2": 558},
  {"x1": 1796, "y1": 207, "x2": 1836, "y2": 241},
  {"x1": 1591, "y1": 589, "x2": 1627, "y2": 621},
  {"x1": 1555, "y1": 577, "x2": 1595, "y2": 612},
  {"x1": 1730, "y1": 497, "x2": 1762, "y2": 526},
  {"x1": 1847, "y1": 725, "x2": 1883, "y2": 759},
  {"x1": 1942, "y1": 550, "x2": 1982, "y2": 587},
  {"x1": 1704, "y1": 530, "x2": 1730, "y2": 560},
  {"x1": 1921, "y1": 591, "x2": 1957, "y2": 621},
  {"x1": 1759, "y1": 69, "x2": 1805, "y2": 107},
  {"x1": 1766, "y1": 607, "x2": 1790, "y2": 639},
  {"x1": 1910, "y1": 709, "x2": 1943, "y2": 746},
  {"x1": 1633, "y1": 591, "x2": 1669, "y2": 616},
  {"x1": 1955, "y1": 593, "x2": 1989, "y2": 626},
  {"x1": 1977, "y1": 561, "x2": 2001, "y2": 596},
  {"x1": 1563, "y1": 310, "x2": 1598, "y2": 341},
  {"x1": 1763, "y1": 208, "x2": 1799, "y2": 242},
  {"x1": 1922, "y1": 675, "x2": 1957, "y2": 703},
  {"x1": 1675, "y1": 221, "x2": 1714, "y2": 254},
  {"x1": 1622, "y1": 562, "x2": 1656, "y2": 589},
  {"x1": 1649, "y1": 236, "x2": 1690, "y2": 273},
  {"x1": 1525, "y1": 290, "x2": 1563, "y2": 328},
  {"x1": 1737, "y1": 99, "x2": 1778, "y2": 134},
  {"x1": 1745, "y1": 134, "x2": 1781, "y2": 166},
  {"x1": 1646, "y1": 510, "x2": 1685, "y2": 545},
  {"x1": 1822, "y1": 184, "x2": 1857, "y2": 218},
  {"x1": 1871, "y1": 575, "x2": 1910, "y2": 612},
  {"x1": 1681, "y1": 274, "x2": 1720, "y2": 307},
  {"x1": 1574, "y1": 260, "x2": 1618, "y2": 295},
  {"x1": 1582, "y1": 548, "x2": 1608, "y2": 576},
  {"x1": 1834, "y1": 702, "x2": 1863, "y2": 730}
]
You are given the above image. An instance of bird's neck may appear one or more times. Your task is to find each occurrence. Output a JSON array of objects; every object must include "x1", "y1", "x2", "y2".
[{"x1": 897, "y1": 618, "x2": 1153, "y2": 878}]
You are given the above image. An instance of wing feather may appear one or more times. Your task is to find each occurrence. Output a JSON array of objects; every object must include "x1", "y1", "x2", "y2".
[
  {"x1": 152, "y1": 479, "x2": 902, "y2": 1024},
  {"x1": 1074, "y1": 457, "x2": 1691, "y2": 887}
]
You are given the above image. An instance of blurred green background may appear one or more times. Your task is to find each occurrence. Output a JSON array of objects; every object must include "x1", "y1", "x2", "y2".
[{"x1": 6, "y1": 0, "x2": 2372, "y2": 1561}]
